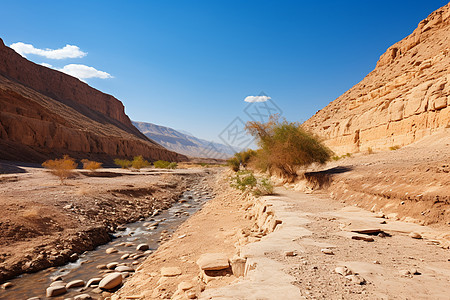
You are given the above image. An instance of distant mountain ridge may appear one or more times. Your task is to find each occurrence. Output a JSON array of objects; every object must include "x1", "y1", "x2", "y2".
[{"x1": 132, "y1": 121, "x2": 238, "y2": 159}]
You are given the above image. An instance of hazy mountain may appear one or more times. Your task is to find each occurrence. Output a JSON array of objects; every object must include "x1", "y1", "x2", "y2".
[{"x1": 132, "y1": 121, "x2": 239, "y2": 159}]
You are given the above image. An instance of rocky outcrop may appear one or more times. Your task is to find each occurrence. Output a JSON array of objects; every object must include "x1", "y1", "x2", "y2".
[
  {"x1": 0, "y1": 38, "x2": 187, "y2": 163},
  {"x1": 303, "y1": 3, "x2": 450, "y2": 154}
]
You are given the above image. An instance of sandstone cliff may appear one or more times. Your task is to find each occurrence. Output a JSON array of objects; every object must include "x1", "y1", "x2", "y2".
[
  {"x1": 303, "y1": 3, "x2": 450, "y2": 155},
  {"x1": 0, "y1": 38, "x2": 187, "y2": 163}
]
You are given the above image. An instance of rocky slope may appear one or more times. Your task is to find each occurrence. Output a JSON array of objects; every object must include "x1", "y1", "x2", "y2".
[
  {"x1": 133, "y1": 121, "x2": 237, "y2": 159},
  {"x1": 0, "y1": 38, "x2": 186, "y2": 163},
  {"x1": 303, "y1": 3, "x2": 450, "y2": 155}
]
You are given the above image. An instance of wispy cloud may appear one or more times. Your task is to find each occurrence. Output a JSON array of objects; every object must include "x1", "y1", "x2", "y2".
[
  {"x1": 42, "y1": 63, "x2": 112, "y2": 82},
  {"x1": 244, "y1": 95, "x2": 271, "y2": 103},
  {"x1": 10, "y1": 42, "x2": 87, "y2": 59}
]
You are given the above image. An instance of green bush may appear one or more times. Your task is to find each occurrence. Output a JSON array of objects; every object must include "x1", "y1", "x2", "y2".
[
  {"x1": 131, "y1": 155, "x2": 151, "y2": 170},
  {"x1": 229, "y1": 170, "x2": 273, "y2": 197},
  {"x1": 245, "y1": 115, "x2": 332, "y2": 181},
  {"x1": 154, "y1": 160, "x2": 177, "y2": 169},
  {"x1": 227, "y1": 149, "x2": 256, "y2": 172},
  {"x1": 114, "y1": 158, "x2": 132, "y2": 169}
]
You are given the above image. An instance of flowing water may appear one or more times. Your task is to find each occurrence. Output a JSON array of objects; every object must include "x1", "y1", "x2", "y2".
[{"x1": 0, "y1": 186, "x2": 212, "y2": 300}]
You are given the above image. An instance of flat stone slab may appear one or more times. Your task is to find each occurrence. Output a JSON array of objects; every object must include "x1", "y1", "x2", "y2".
[
  {"x1": 196, "y1": 253, "x2": 229, "y2": 271},
  {"x1": 161, "y1": 266, "x2": 182, "y2": 277}
]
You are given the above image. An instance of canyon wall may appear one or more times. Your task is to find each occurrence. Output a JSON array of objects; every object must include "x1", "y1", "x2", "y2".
[
  {"x1": 0, "y1": 39, "x2": 187, "y2": 163},
  {"x1": 303, "y1": 3, "x2": 450, "y2": 155}
]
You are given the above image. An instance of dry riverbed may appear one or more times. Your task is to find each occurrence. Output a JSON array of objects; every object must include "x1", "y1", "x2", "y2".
[{"x1": 0, "y1": 162, "x2": 212, "y2": 284}]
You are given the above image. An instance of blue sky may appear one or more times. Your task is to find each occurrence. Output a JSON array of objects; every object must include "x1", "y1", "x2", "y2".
[{"x1": 1, "y1": 0, "x2": 448, "y2": 144}]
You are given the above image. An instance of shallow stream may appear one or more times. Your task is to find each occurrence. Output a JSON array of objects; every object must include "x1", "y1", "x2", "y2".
[{"x1": 0, "y1": 185, "x2": 212, "y2": 300}]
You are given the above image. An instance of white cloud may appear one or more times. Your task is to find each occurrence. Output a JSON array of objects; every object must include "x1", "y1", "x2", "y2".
[
  {"x1": 10, "y1": 42, "x2": 87, "y2": 59},
  {"x1": 244, "y1": 95, "x2": 271, "y2": 103},
  {"x1": 59, "y1": 64, "x2": 112, "y2": 80},
  {"x1": 39, "y1": 63, "x2": 112, "y2": 82}
]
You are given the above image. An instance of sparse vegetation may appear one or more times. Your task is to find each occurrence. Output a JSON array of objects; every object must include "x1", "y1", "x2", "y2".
[
  {"x1": 42, "y1": 155, "x2": 77, "y2": 184},
  {"x1": 227, "y1": 149, "x2": 256, "y2": 172},
  {"x1": 245, "y1": 115, "x2": 332, "y2": 181},
  {"x1": 389, "y1": 145, "x2": 401, "y2": 151},
  {"x1": 81, "y1": 159, "x2": 102, "y2": 171},
  {"x1": 114, "y1": 158, "x2": 132, "y2": 169},
  {"x1": 131, "y1": 155, "x2": 151, "y2": 170},
  {"x1": 154, "y1": 160, "x2": 178, "y2": 169},
  {"x1": 229, "y1": 170, "x2": 273, "y2": 196}
]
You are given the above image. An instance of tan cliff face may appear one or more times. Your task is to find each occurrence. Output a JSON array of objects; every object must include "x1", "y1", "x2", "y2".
[
  {"x1": 0, "y1": 38, "x2": 187, "y2": 163},
  {"x1": 303, "y1": 3, "x2": 450, "y2": 155}
]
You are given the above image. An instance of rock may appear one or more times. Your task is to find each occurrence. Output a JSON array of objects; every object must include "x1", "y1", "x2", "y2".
[
  {"x1": 178, "y1": 281, "x2": 193, "y2": 291},
  {"x1": 50, "y1": 281, "x2": 67, "y2": 287},
  {"x1": 335, "y1": 266, "x2": 353, "y2": 276},
  {"x1": 1, "y1": 282, "x2": 13, "y2": 289},
  {"x1": 321, "y1": 248, "x2": 334, "y2": 255},
  {"x1": 136, "y1": 244, "x2": 150, "y2": 251},
  {"x1": 51, "y1": 275, "x2": 64, "y2": 282},
  {"x1": 161, "y1": 266, "x2": 182, "y2": 277},
  {"x1": 106, "y1": 248, "x2": 118, "y2": 254},
  {"x1": 351, "y1": 236, "x2": 374, "y2": 242},
  {"x1": 96, "y1": 264, "x2": 107, "y2": 270},
  {"x1": 196, "y1": 253, "x2": 230, "y2": 270},
  {"x1": 284, "y1": 251, "x2": 297, "y2": 256},
  {"x1": 69, "y1": 253, "x2": 79, "y2": 262},
  {"x1": 410, "y1": 268, "x2": 421, "y2": 275},
  {"x1": 66, "y1": 280, "x2": 85, "y2": 289},
  {"x1": 121, "y1": 253, "x2": 130, "y2": 260},
  {"x1": 46, "y1": 286, "x2": 67, "y2": 297},
  {"x1": 400, "y1": 270, "x2": 411, "y2": 276},
  {"x1": 86, "y1": 278, "x2": 102, "y2": 287},
  {"x1": 409, "y1": 232, "x2": 422, "y2": 239},
  {"x1": 107, "y1": 262, "x2": 119, "y2": 270},
  {"x1": 345, "y1": 274, "x2": 366, "y2": 285},
  {"x1": 99, "y1": 273, "x2": 123, "y2": 290},
  {"x1": 230, "y1": 255, "x2": 247, "y2": 277},
  {"x1": 115, "y1": 266, "x2": 135, "y2": 272},
  {"x1": 27, "y1": 297, "x2": 41, "y2": 300},
  {"x1": 186, "y1": 290, "x2": 197, "y2": 299},
  {"x1": 350, "y1": 228, "x2": 382, "y2": 235},
  {"x1": 74, "y1": 294, "x2": 92, "y2": 300}
]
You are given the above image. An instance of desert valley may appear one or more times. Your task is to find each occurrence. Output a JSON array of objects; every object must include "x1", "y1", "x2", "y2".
[{"x1": 0, "y1": 2, "x2": 449, "y2": 300}]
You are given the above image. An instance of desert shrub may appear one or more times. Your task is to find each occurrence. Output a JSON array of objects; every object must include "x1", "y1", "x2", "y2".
[
  {"x1": 229, "y1": 170, "x2": 273, "y2": 196},
  {"x1": 227, "y1": 149, "x2": 256, "y2": 172},
  {"x1": 81, "y1": 159, "x2": 102, "y2": 171},
  {"x1": 42, "y1": 155, "x2": 77, "y2": 184},
  {"x1": 131, "y1": 155, "x2": 151, "y2": 170},
  {"x1": 245, "y1": 115, "x2": 332, "y2": 181},
  {"x1": 389, "y1": 145, "x2": 401, "y2": 151},
  {"x1": 168, "y1": 162, "x2": 178, "y2": 169},
  {"x1": 114, "y1": 158, "x2": 132, "y2": 169},
  {"x1": 154, "y1": 160, "x2": 177, "y2": 169}
]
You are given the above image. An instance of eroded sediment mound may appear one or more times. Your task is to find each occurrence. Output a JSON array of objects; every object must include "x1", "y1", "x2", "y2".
[
  {"x1": 304, "y1": 3, "x2": 450, "y2": 154},
  {"x1": 0, "y1": 38, "x2": 186, "y2": 163}
]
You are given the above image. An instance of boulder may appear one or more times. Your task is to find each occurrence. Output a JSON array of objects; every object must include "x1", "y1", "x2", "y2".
[
  {"x1": 196, "y1": 253, "x2": 230, "y2": 271},
  {"x1": 66, "y1": 279, "x2": 85, "y2": 289},
  {"x1": 99, "y1": 273, "x2": 123, "y2": 290},
  {"x1": 46, "y1": 285, "x2": 67, "y2": 297}
]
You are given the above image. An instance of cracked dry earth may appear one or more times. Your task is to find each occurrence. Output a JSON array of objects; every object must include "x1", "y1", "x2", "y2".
[{"x1": 268, "y1": 189, "x2": 449, "y2": 300}]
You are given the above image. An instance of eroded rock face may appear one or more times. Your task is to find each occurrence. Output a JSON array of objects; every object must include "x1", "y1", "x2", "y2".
[
  {"x1": 303, "y1": 4, "x2": 450, "y2": 155},
  {"x1": 0, "y1": 39, "x2": 187, "y2": 163}
]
